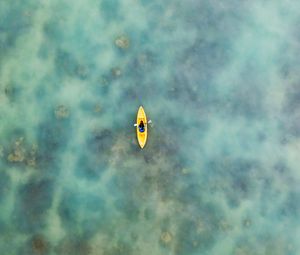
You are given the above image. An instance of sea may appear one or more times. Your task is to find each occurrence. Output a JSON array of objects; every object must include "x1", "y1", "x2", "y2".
[{"x1": 0, "y1": 0, "x2": 299, "y2": 254}]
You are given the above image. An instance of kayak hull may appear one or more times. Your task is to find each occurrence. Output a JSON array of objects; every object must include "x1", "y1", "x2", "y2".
[{"x1": 136, "y1": 106, "x2": 147, "y2": 148}]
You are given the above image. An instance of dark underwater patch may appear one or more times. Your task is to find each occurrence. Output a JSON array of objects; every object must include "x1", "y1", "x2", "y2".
[
  {"x1": 19, "y1": 234, "x2": 49, "y2": 255},
  {"x1": 227, "y1": 84, "x2": 265, "y2": 119},
  {"x1": 100, "y1": 0, "x2": 121, "y2": 22},
  {"x1": 43, "y1": 20, "x2": 63, "y2": 44},
  {"x1": 114, "y1": 198, "x2": 140, "y2": 221},
  {"x1": 101, "y1": 240, "x2": 132, "y2": 255},
  {"x1": 155, "y1": 168, "x2": 182, "y2": 201},
  {"x1": 143, "y1": 207, "x2": 156, "y2": 221},
  {"x1": 206, "y1": 158, "x2": 260, "y2": 208},
  {"x1": 174, "y1": 207, "x2": 220, "y2": 255},
  {"x1": 285, "y1": 84, "x2": 300, "y2": 111},
  {"x1": 279, "y1": 191, "x2": 300, "y2": 219},
  {"x1": 0, "y1": 219, "x2": 6, "y2": 236},
  {"x1": 74, "y1": 153, "x2": 106, "y2": 180},
  {"x1": 125, "y1": 50, "x2": 158, "y2": 80},
  {"x1": 0, "y1": 1, "x2": 35, "y2": 56},
  {"x1": 88, "y1": 129, "x2": 113, "y2": 152},
  {"x1": 3, "y1": 82, "x2": 23, "y2": 103},
  {"x1": 177, "y1": 183, "x2": 203, "y2": 206},
  {"x1": 76, "y1": 129, "x2": 115, "y2": 179},
  {"x1": 58, "y1": 190, "x2": 106, "y2": 238},
  {"x1": 282, "y1": 83, "x2": 300, "y2": 137},
  {"x1": 14, "y1": 178, "x2": 54, "y2": 233},
  {"x1": 0, "y1": 129, "x2": 26, "y2": 162},
  {"x1": 108, "y1": 169, "x2": 138, "y2": 189},
  {"x1": 54, "y1": 49, "x2": 89, "y2": 80},
  {"x1": 168, "y1": 13, "x2": 235, "y2": 106},
  {"x1": 55, "y1": 236, "x2": 91, "y2": 255},
  {"x1": 37, "y1": 39, "x2": 53, "y2": 60},
  {"x1": 274, "y1": 161, "x2": 288, "y2": 174},
  {"x1": 0, "y1": 171, "x2": 11, "y2": 202},
  {"x1": 35, "y1": 114, "x2": 72, "y2": 174}
]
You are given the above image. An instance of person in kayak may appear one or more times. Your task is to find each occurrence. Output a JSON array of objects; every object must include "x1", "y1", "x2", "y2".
[{"x1": 139, "y1": 121, "x2": 145, "y2": 132}]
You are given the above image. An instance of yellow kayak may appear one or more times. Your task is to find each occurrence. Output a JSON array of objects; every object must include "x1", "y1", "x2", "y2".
[{"x1": 136, "y1": 106, "x2": 148, "y2": 148}]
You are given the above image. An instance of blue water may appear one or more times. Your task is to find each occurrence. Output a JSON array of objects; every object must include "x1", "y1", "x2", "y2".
[{"x1": 0, "y1": 0, "x2": 300, "y2": 254}]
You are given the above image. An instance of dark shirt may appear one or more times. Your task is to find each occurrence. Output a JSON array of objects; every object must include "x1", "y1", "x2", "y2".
[{"x1": 139, "y1": 122, "x2": 145, "y2": 132}]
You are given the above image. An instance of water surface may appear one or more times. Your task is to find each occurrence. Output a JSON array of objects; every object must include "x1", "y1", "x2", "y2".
[{"x1": 0, "y1": 0, "x2": 300, "y2": 254}]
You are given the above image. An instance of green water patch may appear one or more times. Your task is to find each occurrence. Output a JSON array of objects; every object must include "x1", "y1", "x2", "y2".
[
  {"x1": 54, "y1": 236, "x2": 92, "y2": 255},
  {"x1": 204, "y1": 158, "x2": 262, "y2": 208},
  {"x1": 13, "y1": 178, "x2": 55, "y2": 234},
  {"x1": 0, "y1": 171, "x2": 11, "y2": 203},
  {"x1": 0, "y1": 0, "x2": 300, "y2": 254},
  {"x1": 100, "y1": 0, "x2": 121, "y2": 23},
  {"x1": 18, "y1": 234, "x2": 49, "y2": 255},
  {"x1": 58, "y1": 190, "x2": 107, "y2": 238},
  {"x1": 35, "y1": 109, "x2": 73, "y2": 176},
  {"x1": 0, "y1": 1, "x2": 37, "y2": 59}
]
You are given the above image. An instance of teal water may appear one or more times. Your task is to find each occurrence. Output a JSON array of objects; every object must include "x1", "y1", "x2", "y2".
[{"x1": 0, "y1": 0, "x2": 300, "y2": 254}]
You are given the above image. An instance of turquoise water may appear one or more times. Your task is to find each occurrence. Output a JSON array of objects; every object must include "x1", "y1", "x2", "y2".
[{"x1": 0, "y1": 0, "x2": 300, "y2": 254}]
